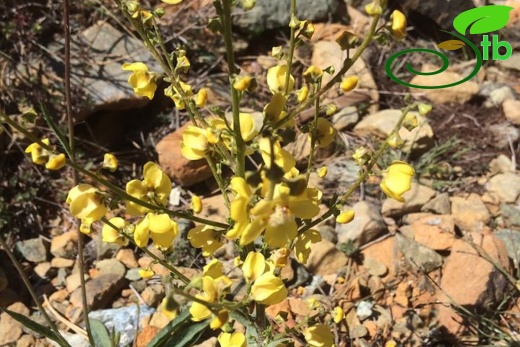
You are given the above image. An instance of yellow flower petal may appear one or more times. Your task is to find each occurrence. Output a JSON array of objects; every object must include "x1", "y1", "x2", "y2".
[
  {"x1": 103, "y1": 153, "x2": 118, "y2": 172},
  {"x1": 304, "y1": 324, "x2": 334, "y2": 347},
  {"x1": 336, "y1": 210, "x2": 355, "y2": 224},
  {"x1": 266, "y1": 65, "x2": 295, "y2": 94},
  {"x1": 251, "y1": 272, "x2": 288, "y2": 305},
  {"x1": 46, "y1": 153, "x2": 66, "y2": 170},
  {"x1": 242, "y1": 251, "x2": 266, "y2": 283}
]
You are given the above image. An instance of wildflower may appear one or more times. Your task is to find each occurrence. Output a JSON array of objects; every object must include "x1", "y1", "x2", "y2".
[
  {"x1": 388, "y1": 132, "x2": 403, "y2": 149},
  {"x1": 317, "y1": 166, "x2": 328, "y2": 178},
  {"x1": 134, "y1": 213, "x2": 178, "y2": 249},
  {"x1": 218, "y1": 332, "x2": 246, "y2": 347},
  {"x1": 125, "y1": 162, "x2": 171, "y2": 216},
  {"x1": 402, "y1": 113, "x2": 418, "y2": 131},
  {"x1": 336, "y1": 210, "x2": 355, "y2": 224},
  {"x1": 102, "y1": 153, "x2": 118, "y2": 172},
  {"x1": 303, "y1": 65, "x2": 324, "y2": 82},
  {"x1": 233, "y1": 75, "x2": 253, "y2": 91},
  {"x1": 66, "y1": 184, "x2": 107, "y2": 224},
  {"x1": 160, "y1": 296, "x2": 178, "y2": 320},
  {"x1": 203, "y1": 259, "x2": 224, "y2": 279},
  {"x1": 297, "y1": 85, "x2": 309, "y2": 103},
  {"x1": 267, "y1": 65, "x2": 295, "y2": 94},
  {"x1": 258, "y1": 138, "x2": 296, "y2": 173},
  {"x1": 195, "y1": 88, "x2": 208, "y2": 108},
  {"x1": 187, "y1": 225, "x2": 224, "y2": 256},
  {"x1": 293, "y1": 229, "x2": 321, "y2": 264},
  {"x1": 352, "y1": 146, "x2": 370, "y2": 166},
  {"x1": 25, "y1": 138, "x2": 50, "y2": 165},
  {"x1": 176, "y1": 55, "x2": 191, "y2": 73},
  {"x1": 210, "y1": 309, "x2": 229, "y2": 330},
  {"x1": 333, "y1": 306, "x2": 344, "y2": 324},
  {"x1": 365, "y1": 2, "x2": 382, "y2": 16},
  {"x1": 181, "y1": 125, "x2": 208, "y2": 160},
  {"x1": 190, "y1": 276, "x2": 232, "y2": 323},
  {"x1": 233, "y1": 112, "x2": 262, "y2": 142},
  {"x1": 391, "y1": 10, "x2": 407, "y2": 41},
  {"x1": 251, "y1": 271, "x2": 288, "y2": 305},
  {"x1": 122, "y1": 62, "x2": 157, "y2": 99},
  {"x1": 139, "y1": 268, "x2": 155, "y2": 278},
  {"x1": 191, "y1": 195, "x2": 203, "y2": 213},
  {"x1": 315, "y1": 118, "x2": 336, "y2": 148},
  {"x1": 101, "y1": 217, "x2": 129, "y2": 246},
  {"x1": 161, "y1": 0, "x2": 183, "y2": 4},
  {"x1": 418, "y1": 103, "x2": 433, "y2": 115},
  {"x1": 46, "y1": 153, "x2": 66, "y2": 170},
  {"x1": 264, "y1": 93, "x2": 286, "y2": 124},
  {"x1": 300, "y1": 20, "x2": 315, "y2": 39},
  {"x1": 340, "y1": 75, "x2": 359, "y2": 92},
  {"x1": 380, "y1": 161, "x2": 415, "y2": 202},
  {"x1": 304, "y1": 324, "x2": 334, "y2": 347},
  {"x1": 242, "y1": 251, "x2": 267, "y2": 283},
  {"x1": 164, "y1": 81, "x2": 193, "y2": 109}
]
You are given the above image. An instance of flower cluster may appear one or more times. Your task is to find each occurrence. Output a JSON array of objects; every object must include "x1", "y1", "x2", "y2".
[{"x1": 24, "y1": 139, "x2": 66, "y2": 170}]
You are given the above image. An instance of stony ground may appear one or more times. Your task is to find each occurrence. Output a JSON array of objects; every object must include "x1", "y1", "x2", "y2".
[{"x1": 1, "y1": 0, "x2": 520, "y2": 346}]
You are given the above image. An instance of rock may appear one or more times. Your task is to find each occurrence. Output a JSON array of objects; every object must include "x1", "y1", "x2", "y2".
[
  {"x1": 489, "y1": 154, "x2": 515, "y2": 175},
  {"x1": 0, "y1": 267, "x2": 8, "y2": 292},
  {"x1": 488, "y1": 122, "x2": 520, "y2": 148},
  {"x1": 450, "y1": 193, "x2": 490, "y2": 232},
  {"x1": 88, "y1": 305, "x2": 155, "y2": 347},
  {"x1": 233, "y1": 0, "x2": 344, "y2": 34},
  {"x1": 396, "y1": 233, "x2": 443, "y2": 273},
  {"x1": 50, "y1": 231, "x2": 77, "y2": 258},
  {"x1": 353, "y1": 110, "x2": 434, "y2": 153},
  {"x1": 141, "y1": 285, "x2": 165, "y2": 307},
  {"x1": 501, "y1": 204, "x2": 520, "y2": 229},
  {"x1": 364, "y1": 257, "x2": 388, "y2": 277},
  {"x1": 408, "y1": 214, "x2": 456, "y2": 251},
  {"x1": 136, "y1": 325, "x2": 160, "y2": 347},
  {"x1": 497, "y1": 53, "x2": 520, "y2": 72},
  {"x1": 437, "y1": 233, "x2": 511, "y2": 334},
  {"x1": 0, "y1": 302, "x2": 30, "y2": 345},
  {"x1": 66, "y1": 273, "x2": 90, "y2": 293},
  {"x1": 381, "y1": 183, "x2": 436, "y2": 217},
  {"x1": 306, "y1": 239, "x2": 348, "y2": 276},
  {"x1": 116, "y1": 249, "x2": 138, "y2": 268},
  {"x1": 503, "y1": 99, "x2": 520, "y2": 125},
  {"x1": 47, "y1": 331, "x2": 89, "y2": 347},
  {"x1": 361, "y1": 236, "x2": 400, "y2": 280},
  {"x1": 284, "y1": 132, "x2": 332, "y2": 166},
  {"x1": 409, "y1": 66, "x2": 479, "y2": 104},
  {"x1": 51, "y1": 257, "x2": 75, "y2": 268},
  {"x1": 486, "y1": 173, "x2": 520, "y2": 203},
  {"x1": 336, "y1": 201, "x2": 387, "y2": 246},
  {"x1": 332, "y1": 106, "x2": 359, "y2": 130},
  {"x1": 421, "y1": 192, "x2": 451, "y2": 215},
  {"x1": 33, "y1": 262, "x2": 52, "y2": 279},
  {"x1": 16, "y1": 335, "x2": 35, "y2": 347},
  {"x1": 149, "y1": 311, "x2": 171, "y2": 329},
  {"x1": 70, "y1": 259, "x2": 127, "y2": 310},
  {"x1": 198, "y1": 194, "x2": 230, "y2": 225},
  {"x1": 482, "y1": 84, "x2": 515, "y2": 108},
  {"x1": 15, "y1": 237, "x2": 48, "y2": 263},
  {"x1": 125, "y1": 268, "x2": 142, "y2": 281},
  {"x1": 49, "y1": 289, "x2": 69, "y2": 303},
  {"x1": 495, "y1": 229, "x2": 520, "y2": 265},
  {"x1": 318, "y1": 156, "x2": 360, "y2": 191},
  {"x1": 356, "y1": 301, "x2": 374, "y2": 321},
  {"x1": 156, "y1": 122, "x2": 212, "y2": 187}
]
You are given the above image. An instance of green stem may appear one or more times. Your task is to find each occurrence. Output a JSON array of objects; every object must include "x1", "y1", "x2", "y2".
[
  {"x1": 0, "y1": 234, "x2": 72, "y2": 347},
  {"x1": 205, "y1": 154, "x2": 231, "y2": 209},
  {"x1": 221, "y1": 0, "x2": 245, "y2": 177},
  {"x1": 284, "y1": 0, "x2": 297, "y2": 96},
  {"x1": 305, "y1": 84, "x2": 320, "y2": 183},
  {"x1": 273, "y1": 14, "x2": 381, "y2": 130}
]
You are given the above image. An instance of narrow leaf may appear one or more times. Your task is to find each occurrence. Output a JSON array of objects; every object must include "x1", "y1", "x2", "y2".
[
  {"x1": 90, "y1": 319, "x2": 113, "y2": 347},
  {"x1": 453, "y1": 5, "x2": 513, "y2": 35},
  {"x1": 0, "y1": 307, "x2": 70, "y2": 347},
  {"x1": 437, "y1": 39, "x2": 465, "y2": 51},
  {"x1": 146, "y1": 309, "x2": 209, "y2": 347}
]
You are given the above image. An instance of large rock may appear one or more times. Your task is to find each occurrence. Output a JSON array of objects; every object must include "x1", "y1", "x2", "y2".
[
  {"x1": 495, "y1": 229, "x2": 520, "y2": 264},
  {"x1": 421, "y1": 192, "x2": 451, "y2": 215},
  {"x1": 233, "y1": 0, "x2": 344, "y2": 34},
  {"x1": 437, "y1": 233, "x2": 511, "y2": 334},
  {"x1": 488, "y1": 122, "x2": 520, "y2": 148},
  {"x1": 336, "y1": 201, "x2": 387, "y2": 246},
  {"x1": 15, "y1": 238, "x2": 48, "y2": 263},
  {"x1": 354, "y1": 110, "x2": 434, "y2": 153},
  {"x1": 0, "y1": 302, "x2": 30, "y2": 345},
  {"x1": 361, "y1": 236, "x2": 400, "y2": 280},
  {"x1": 450, "y1": 193, "x2": 490, "y2": 232},
  {"x1": 503, "y1": 99, "x2": 520, "y2": 126},
  {"x1": 306, "y1": 239, "x2": 348, "y2": 276},
  {"x1": 396, "y1": 233, "x2": 443, "y2": 273},
  {"x1": 486, "y1": 173, "x2": 520, "y2": 204},
  {"x1": 50, "y1": 230, "x2": 77, "y2": 258},
  {"x1": 381, "y1": 183, "x2": 436, "y2": 217},
  {"x1": 156, "y1": 122, "x2": 212, "y2": 186},
  {"x1": 408, "y1": 213, "x2": 456, "y2": 251}
]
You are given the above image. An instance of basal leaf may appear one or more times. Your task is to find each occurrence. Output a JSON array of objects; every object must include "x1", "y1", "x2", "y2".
[
  {"x1": 437, "y1": 40, "x2": 465, "y2": 51},
  {"x1": 90, "y1": 319, "x2": 113, "y2": 347},
  {"x1": 453, "y1": 5, "x2": 513, "y2": 35},
  {"x1": 146, "y1": 309, "x2": 209, "y2": 347}
]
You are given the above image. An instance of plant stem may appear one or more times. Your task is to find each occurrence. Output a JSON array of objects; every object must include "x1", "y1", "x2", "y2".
[
  {"x1": 205, "y1": 154, "x2": 231, "y2": 209},
  {"x1": 284, "y1": 0, "x2": 297, "y2": 96},
  {"x1": 305, "y1": 85, "x2": 320, "y2": 183},
  {"x1": 0, "y1": 234, "x2": 71, "y2": 347},
  {"x1": 221, "y1": 0, "x2": 245, "y2": 177}
]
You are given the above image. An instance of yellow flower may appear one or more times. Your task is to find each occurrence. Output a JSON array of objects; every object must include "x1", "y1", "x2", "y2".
[
  {"x1": 242, "y1": 251, "x2": 266, "y2": 283},
  {"x1": 189, "y1": 294, "x2": 213, "y2": 321},
  {"x1": 303, "y1": 65, "x2": 324, "y2": 82},
  {"x1": 418, "y1": 103, "x2": 432, "y2": 115},
  {"x1": 258, "y1": 138, "x2": 296, "y2": 173},
  {"x1": 218, "y1": 332, "x2": 246, "y2": 347},
  {"x1": 164, "y1": 81, "x2": 193, "y2": 110},
  {"x1": 191, "y1": 195, "x2": 203, "y2": 213},
  {"x1": 196, "y1": 88, "x2": 208, "y2": 108},
  {"x1": 122, "y1": 62, "x2": 157, "y2": 100},
  {"x1": 315, "y1": 118, "x2": 336, "y2": 148},
  {"x1": 210, "y1": 309, "x2": 228, "y2": 330},
  {"x1": 25, "y1": 138, "x2": 50, "y2": 165},
  {"x1": 388, "y1": 132, "x2": 403, "y2": 149},
  {"x1": 336, "y1": 210, "x2": 355, "y2": 224},
  {"x1": 102, "y1": 153, "x2": 118, "y2": 172},
  {"x1": 267, "y1": 65, "x2": 295, "y2": 94},
  {"x1": 380, "y1": 161, "x2": 415, "y2": 202},
  {"x1": 181, "y1": 125, "x2": 208, "y2": 160},
  {"x1": 402, "y1": 113, "x2": 418, "y2": 131},
  {"x1": 187, "y1": 225, "x2": 224, "y2": 256},
  {"x1": 139, "y1": 268, "x2": 155, "y2": 278},
  {"x1": 251, "y1": 271, "x2": 288, "y2": 305},
  {"x1": 365, "y1": 2, "x2": 382, "y2": 16},
  {"x1": 162, "y1": 0, "x2": 183, "y2": 4},
  {"x1": 134, "y1": 213, "x2": 178, "y2": 249},
  {"x1": 304, "y1": 324, "x2": 334, "y2": 347},
  {"x1": 297, "y1": 85, "x2": 309, "y2": 103},
  {"x1": 46, "y1": 153, "x2": 66, "y2": 170},
  {"x1": 391, "y1": 10, "x2": 407, "y2": 41},
  {"x1": 317, "y1": 166, "x2": 328, "y2": 178},
  {"x1": 101, "y1": 217, "x2": 129, "y2": 246},
  {"x1": 190, "y1": 276, "x2": 232, "y2": 322},
  {"x1": 160, "y1": 296, "x2": 178, "y2": 320},
  {"x1": 333, "y1": 306, "x2": 344, "y2": 324},
  {"x1": 293, "y1": 229, "x2": 321, "y2": 264},
  {"x1": 233, "y1": 75, "x2": 253, "y2": 91},
  {"x1": 232, "y1": 112, "x2": 262, "y2": 142},
  {"x1": 352, "y1": 146, "x2": 370, "y2": 166},
  {"x1": 264, "y1": 93, "x2": 286, "y2": 124},
  {"x1": 125, "y1": 162, "x2": 171, "y2": 216},
  {"x1": 66, "y1": 184, "x2": 107, "y2": 223},
  {"x1": 203, "y1": 259, "x2": 224, "y2": 279},
  {"x1": 340, "y1": 75, "x2": 359, "y2": 92}
]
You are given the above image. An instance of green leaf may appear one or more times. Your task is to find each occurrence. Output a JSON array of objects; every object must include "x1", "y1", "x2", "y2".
[
  {"x1": 0, "y1": 307, "x2": 71, "y2": 347},
  {"x1": 90, "y1": 319, "x2": 113, "y2": 347},
  {"x1": 437, "y1": 39, "x2": 465, "y2": 51},
  {"x1": 453, "y1": 5, "x2": 513, "y2": 35},
  {"x1": 146, "y1": 309, "x2": 209, "y2": 347}
]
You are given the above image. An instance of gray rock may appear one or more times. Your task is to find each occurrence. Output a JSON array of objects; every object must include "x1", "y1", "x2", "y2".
[
  {"x1": 486, "y1": 173, "x2": 520, "y2": 203},
  {"x1": 421, "y1": 192, "x2": 451, "y2": 215},
  {"x1": 88, "y1": 305, "x2": 155, "y2": 347},
  {"x1": 125, "y1": 268, "x2": 142, "y2": 281},
  {"x1": 16, "y1": 237, "x2": 48, "y2": 263},
  {"x1": 356, "y1": 301, "x2": 374, "y2": 321},
  {"x1": 233, "y1": 0, "x2": 344, "y2": 34},
  {"x1": 47, "y1": 332, "x2": 90, "y2": 347},
  {"x1": 495, "y1": 229, "x2": 520, "y2": 264},
  {"x1": 336, "y1": 201, "x2": 387, "y2": 246},
  {"x1": 319, "y1": 156, "x2": 359, "y2": 190},
  {"x1": 481, "y1": 84, "x2": 515, "y2": 108},
  {"x1": 381, "y1": 183, "x2": 436, "y2": 217},
  {"x1": 396, "y1": 233, "x2": 443, "y2": 273},
  {"x1": 501, "y1": 204, "x2": 520, "y2": 229},
  {"x1": 489, "y1": 154, "x2": 515, "y2": 175},
  {"x1": 488, "y1": 122, "x2": 520, "y2": 149},
  {"x1": 96, "y1": 259, "x2": 126, "y2": 279},
  {"x1": 332, "y1": 106, "x2": 359, "y2": 131}
]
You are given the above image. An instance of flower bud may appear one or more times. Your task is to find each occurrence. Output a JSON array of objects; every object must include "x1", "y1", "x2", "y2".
[
  {"x1": 336, "y1": 210, "x2": 355, "y2": 224},
  {"x1": 340, "y1": 76, "x2": 359, "y2": 92}
]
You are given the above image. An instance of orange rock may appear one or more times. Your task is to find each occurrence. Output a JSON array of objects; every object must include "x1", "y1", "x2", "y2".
[{"x1": 136, "y1": 325, "x2": 159, "y2": 347}]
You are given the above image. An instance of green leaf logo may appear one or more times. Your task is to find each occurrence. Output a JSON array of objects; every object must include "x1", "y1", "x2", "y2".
[{"x1": 453, "y1": 5, "x2": 513, "y2": 35}]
